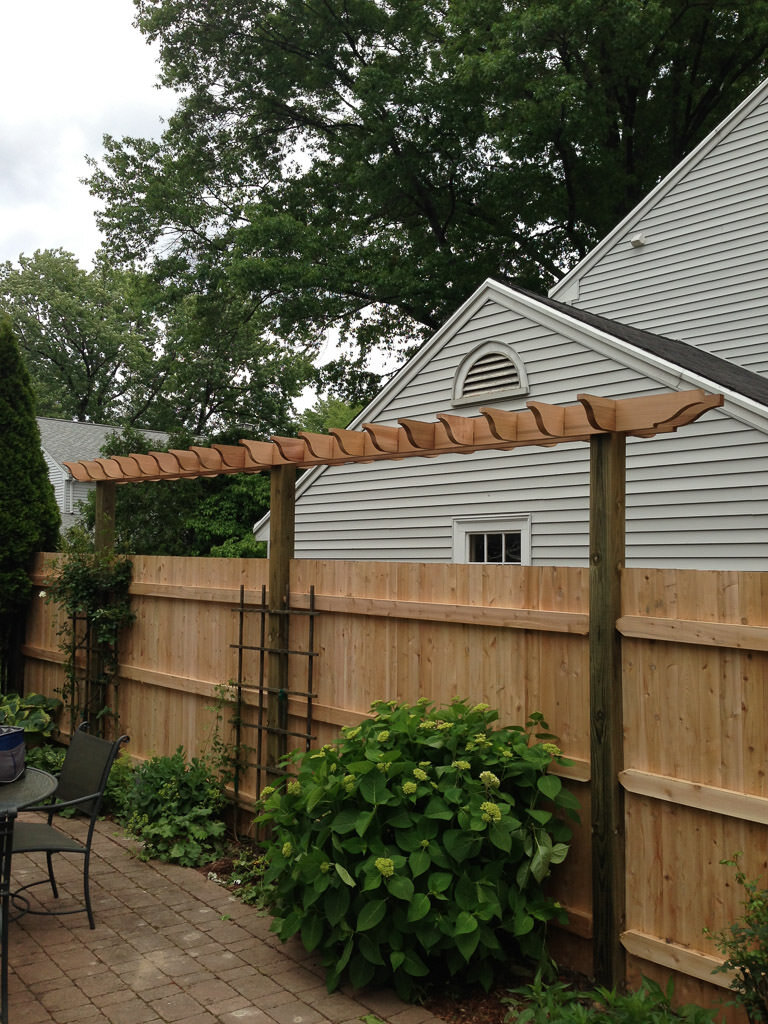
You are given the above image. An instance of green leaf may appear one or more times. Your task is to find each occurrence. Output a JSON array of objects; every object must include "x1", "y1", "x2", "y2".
[
  {"x1": 443, "y1": 829, "x2": 477, "y2": 862},
  {"x1": 424, "y1": 796, "x2": 454, "y2": 820},
  {"x1": 355, "y1": 809, "x2": 375, "y2": 836},
  {"x1": 358, "y1": 933, "x2": 385, "y2": 965},
  {"x1": 537, "y1": 774, "x2": 562, "y2": 800},
  {"x1": 324, "y1": 883, "x2": 351, "y2": 926},
  {"x1": 428, "y1": 871, "x2": 453, "y2": 893},
  {"x1": 359, "y1": 772, "x2": 391, "y2": 804},
  {"x1": 390, "y1": 950, "x2": 406, "y2": 972},
  {"x1": 349, "y1": 954, "x2": 376, "y2": 990},
  {"x1": 300, "y1": 914, "x2": 324, "y2": 951},
  {"x1": 387, "y1": 874, "x2": 415, "y2": 901},
  {"x1": 335, "y1": 863, "x2": 356, "y2": 887},
  {"x1": 406, "y1": 893, "x2": 431, "y2": 922},
  {"x1": 488, "y1": 822, "x2": 512, "y2": 852},
  {"x1": 455, "y1": 928, "x2": 481, "y2": 962},
  {"x1": 356, "y1": 899, "x2": 387, "y2": 932},
  {"x1": 408, "y1": 848, "x2": 430, "y2": 878},
  {"x1": 330, "y1": 809, "x2": 362, "y2": 834},
  {"x1": 453, "y1": 911, "x2": 478, "y2": 936}
]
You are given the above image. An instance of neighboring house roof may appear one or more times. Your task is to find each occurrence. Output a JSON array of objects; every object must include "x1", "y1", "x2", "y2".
[
  {"x1": 38, "y1": 418, "x2": 170, "y2": 534},
  {"x1": 37, "y1": 418, "x2": 169, "y2": 469},
  {"x1": 253, "y1": 277, "x2": 768, "y2": 540},
  {"x1": 550, "y1": 77, "x2": 768, "y2": 304}
]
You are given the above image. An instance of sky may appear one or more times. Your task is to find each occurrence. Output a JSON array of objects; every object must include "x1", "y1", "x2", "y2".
[{"x1": 0, "y1": 0, "x2": 176, "y2": 269}]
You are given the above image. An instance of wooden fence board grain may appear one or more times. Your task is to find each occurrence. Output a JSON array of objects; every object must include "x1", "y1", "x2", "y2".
[{"x1": 23, "y1": 555, "x2": 768, "y2": 1016}]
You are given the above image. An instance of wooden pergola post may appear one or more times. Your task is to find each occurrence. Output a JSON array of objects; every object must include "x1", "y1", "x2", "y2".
[
  {"x1": 589, "y1": 429, "x2": 627, "y2": 989},
  {"x1": 267, "y1": 464, "x2": 296, "y2": 773},
  {"x1": 94, "y1": 481, "x2": 116, "y2": 552}
]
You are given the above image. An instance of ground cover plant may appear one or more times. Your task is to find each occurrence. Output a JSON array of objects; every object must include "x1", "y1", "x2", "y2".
[
  {"x1": 122, "y1": 746, "x2": 227, "y2": 867},
  {"x1": 255, "y1": 698, "x2": 579, "y2": 999},
  {"x1": 502, "y1": 974, "x2": 718, "y2": 1022}
]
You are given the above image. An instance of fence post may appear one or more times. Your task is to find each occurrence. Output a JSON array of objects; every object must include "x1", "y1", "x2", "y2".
[
  {"x1": 267, "y1": 464, "x2": 296, "y2": 772},
  {"x1": 94, "y1": 481, "x2": 116, "y2": 552},
  {"x1": 589, "y1": 430, "x2": 626, "y2": 988}
]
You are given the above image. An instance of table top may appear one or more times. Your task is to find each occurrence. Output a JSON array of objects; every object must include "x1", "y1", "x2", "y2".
[{"x1": 0, "y1": 768, "x2": 57, "y2": 811}]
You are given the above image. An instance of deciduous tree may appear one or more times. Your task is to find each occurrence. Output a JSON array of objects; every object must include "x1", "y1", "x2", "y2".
[{"x1": 89, "y1": 0, "x2": 768, "y2": 360}]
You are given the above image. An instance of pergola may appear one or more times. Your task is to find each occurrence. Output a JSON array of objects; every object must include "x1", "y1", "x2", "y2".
[{"x1": 64, "y1": 388, "x2": 724, "y2": 987}]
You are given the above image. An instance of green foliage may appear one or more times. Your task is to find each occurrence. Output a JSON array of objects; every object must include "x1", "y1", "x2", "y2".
[
  {"x1": 101, "y1": 750, "x2": 137, "y2": 821},
  {"x1": 90, "y1": 1, "x2": 768, "y2": 361},
  {"x1": 255, "y1": 699, "x2": 579, "y2": 1000},
  {"x1": 75, "y1": 426, "x2": 271, "y2": 557},
  {"x1": 25, "y1": 743, "x2": 66, "y2": 775},
  {"x1": 0, "y1": 316, "x2": 60, "y2": 615},
  {"x1": 0, "y1": 250, "x2": 159, "y2": 424},
  {"x1": 707, "y1": 855, "x2": 768, "y2": 1023},
  {"x1": 124, "y1": 747, "x2": 227, "y2": 867},
  {"x1": 45, "y1": 547, "x2": 134, "y2": 729},
  {"x1": 0, "y1": 249, "x2": 315, "y2": 435},
  {"x1": 0, "y1": 692, "x2": 62, "y2": 738},
  {"x1": 503, "y1": 974, "x2": 717, "y2": 1023}
]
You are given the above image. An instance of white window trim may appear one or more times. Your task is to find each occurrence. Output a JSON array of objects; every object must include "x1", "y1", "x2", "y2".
[
  {"x1": 451, "y1": 514, "x2": 532, "y2": 565},
  {"x1": 451, "y1": 341, "x2": 529, "y2": 408}
]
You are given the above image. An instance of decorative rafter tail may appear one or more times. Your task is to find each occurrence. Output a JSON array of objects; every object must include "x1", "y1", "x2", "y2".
[
  {"x1": 398, "y1": 418, "x2": 436, "y2": 449},
  {"x1": 436, "y1": 412, "x2": 476, "y2": 446},
  {"x1": 480, "y1": 407, "x2": 518, "y2": 441},
  {"x1": 578, "y1": 394, "x2": 618, "y2": 431},
  {"x1": 298, "y1": 431, "x2": 341, "y2": 461},
  {"x1": 239, "y1": 439, "x2": 291, "y2": 467}
]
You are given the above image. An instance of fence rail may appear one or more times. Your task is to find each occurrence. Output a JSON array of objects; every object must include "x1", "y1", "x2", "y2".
[{"x1": 23, "y1": 554, "x2": 767, "y2": 1019}]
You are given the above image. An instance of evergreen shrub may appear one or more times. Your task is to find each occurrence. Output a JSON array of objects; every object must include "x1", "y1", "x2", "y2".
[{"x1": 256, "y1": 698, "x2": 579, "y2": 999}]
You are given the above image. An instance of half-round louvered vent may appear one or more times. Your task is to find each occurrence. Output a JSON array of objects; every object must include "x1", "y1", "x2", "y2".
[{"x1": 461, "y1": 351, "x2": 520, "y2": 397}]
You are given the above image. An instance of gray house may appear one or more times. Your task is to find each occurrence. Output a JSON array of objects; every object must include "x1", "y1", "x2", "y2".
[
  {"x1": 38, "y1": 418, "x2": 168, "y2": 532},
  {"x1": 254, "y1": 78, "x2": 768, "y2": 570}
]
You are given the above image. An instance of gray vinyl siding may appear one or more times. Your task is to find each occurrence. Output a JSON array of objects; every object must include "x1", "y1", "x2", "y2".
[
  {"x1": 552, "y1": 84, "x2": 768, "y2": 377},
  {"x1": 289, "y1": 297, "x2": 768, "y2": 569}
]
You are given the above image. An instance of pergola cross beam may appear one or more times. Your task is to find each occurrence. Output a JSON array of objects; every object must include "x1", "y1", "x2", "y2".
[{"x1": 63, "y1": 390, "x2": 723, "y2": 484}]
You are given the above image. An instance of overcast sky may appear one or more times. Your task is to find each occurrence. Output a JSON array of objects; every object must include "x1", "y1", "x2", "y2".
[{"x1": 0, "y1": 0, "x2": 176, "y2": 268}]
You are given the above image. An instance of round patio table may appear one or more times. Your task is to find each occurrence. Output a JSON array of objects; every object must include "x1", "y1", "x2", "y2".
[{"x1": 0, "y1": 768, "x2": 57, "y2": 811}]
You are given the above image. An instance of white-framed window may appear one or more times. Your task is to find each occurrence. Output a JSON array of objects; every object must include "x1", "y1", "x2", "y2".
[
  {"x1": 452, "y1": 341, "x2": 529, "y2": 407},
  {"x1": 452, "y1": 515, "x2": 532, "y2": 565}
]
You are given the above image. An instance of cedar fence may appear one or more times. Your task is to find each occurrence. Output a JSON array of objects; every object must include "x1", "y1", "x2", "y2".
[{"x1": 23, "y1": 553, "x2": 768, "y2": 1019}]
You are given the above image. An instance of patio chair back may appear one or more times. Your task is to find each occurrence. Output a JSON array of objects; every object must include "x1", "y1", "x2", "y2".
[{"x1": 55, "y1": 726, "x2": 125, "y2": 818}]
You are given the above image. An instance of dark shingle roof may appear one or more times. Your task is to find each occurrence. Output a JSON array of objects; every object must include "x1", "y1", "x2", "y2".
[{"x1": 518, "y1": 285, "x2": 768, "y2": 408}]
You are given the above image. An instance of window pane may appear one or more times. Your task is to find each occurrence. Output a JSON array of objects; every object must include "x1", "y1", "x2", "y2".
[
  {"x1": 468, "y1": 534, "x2": 485, "y2": 562},
  {"x1": 486, "y1": 533, "x2": 502, "y2": 562},
  {"x1": 504, "y1": 533, "x2": 522, "y2": 564}
]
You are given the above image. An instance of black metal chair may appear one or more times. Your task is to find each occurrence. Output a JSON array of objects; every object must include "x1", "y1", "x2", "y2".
[
  {"x1": 12, "y1": 724, "x2": 128, "y2": 929},
  {"x1": 0, "y1": 811, "x2": 15, "y2": 1024}
]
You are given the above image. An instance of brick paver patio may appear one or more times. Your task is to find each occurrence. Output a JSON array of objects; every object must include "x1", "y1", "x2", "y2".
[{"x1": 8, "y1": 817, "x2": 443, "y2": 1024}]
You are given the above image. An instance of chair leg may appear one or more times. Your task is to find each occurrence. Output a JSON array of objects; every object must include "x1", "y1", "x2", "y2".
[
  {"x1": 1, "y1": 887, "x2": 8, "y2": 1024},
  {"x1": 44, "y1": 852, "x2": 59, "y2": 899},
  {"x1": 83, "y1": 850, "x2": 94, "y2": 930}
]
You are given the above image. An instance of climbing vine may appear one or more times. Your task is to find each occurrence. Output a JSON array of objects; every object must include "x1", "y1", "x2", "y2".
[{"x1": 44, "y1": 548, "x2": 135, "y2": 736}]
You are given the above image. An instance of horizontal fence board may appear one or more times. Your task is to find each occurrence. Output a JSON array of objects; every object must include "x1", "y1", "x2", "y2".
[
  {"x1": 622, "y1": 930, "x2": 732, "y2": 988},
  {"x1": 619, "y1": 614, "x2": 768, "y2": 651},
  {"x1": 620, "y1": 768, "x2": 768, "y2": 824}
]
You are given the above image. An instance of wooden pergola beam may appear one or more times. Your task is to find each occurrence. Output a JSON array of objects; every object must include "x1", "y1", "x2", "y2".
[{"x1": 64, "y1": 391, "x2": 724, "y2": 485}]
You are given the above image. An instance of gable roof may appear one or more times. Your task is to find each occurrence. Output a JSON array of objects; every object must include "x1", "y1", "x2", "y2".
[
  {"x1": 37, "y1": 418, "x2": 169, "y2": 470},
  {"x1": 253, "y1": 277, "x2": 768, "y2": 537},
  {"x1": 549, "y1": 77, "x2": 768, "y2": 303}
]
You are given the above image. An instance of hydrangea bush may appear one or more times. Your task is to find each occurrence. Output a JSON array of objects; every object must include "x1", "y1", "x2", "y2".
[{"x1": 255, "y1": 698, "x2": 579, "y2": 998}]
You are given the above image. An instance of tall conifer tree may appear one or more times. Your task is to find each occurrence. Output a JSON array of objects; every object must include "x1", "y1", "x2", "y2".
[{"x1": 0, "y1": 316, "x2": 60, "y2": 690}]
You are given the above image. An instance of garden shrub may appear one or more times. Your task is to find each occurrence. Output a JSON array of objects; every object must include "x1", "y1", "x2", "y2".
[
  {"x1": 255, "y1": 698, "x2": 580, "y2": 999},
  {"x1": 123, "y1": 746, "x2": 227, "y2": 867},
  {"x1": 707, "y1": 855, "x2": 768, "y2": 1023}
]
